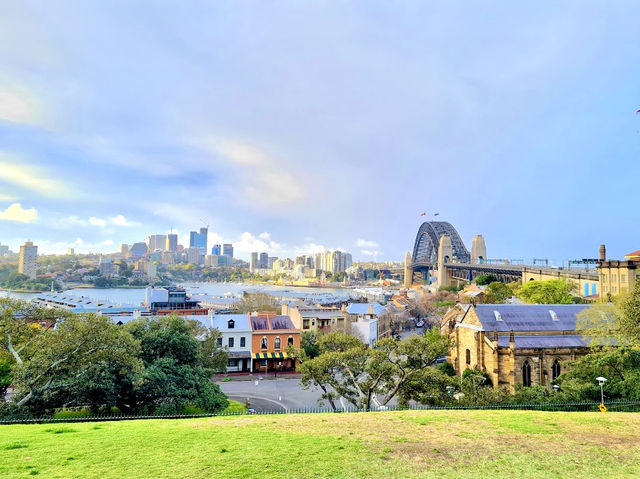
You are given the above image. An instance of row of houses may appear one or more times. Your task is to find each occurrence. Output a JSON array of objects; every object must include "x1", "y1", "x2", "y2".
[{"x1": 210, "y1": 300, "x2": 409, "y2": 372}]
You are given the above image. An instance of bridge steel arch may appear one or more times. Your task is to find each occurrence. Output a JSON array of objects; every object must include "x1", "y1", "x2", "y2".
[{"x1": 411, "y1": 221, "x2": 471, "y2": 267}]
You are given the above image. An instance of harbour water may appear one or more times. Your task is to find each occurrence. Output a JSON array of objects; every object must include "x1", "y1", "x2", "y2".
[{"x1": 0, "y1": 282, "x2": 359, "y2": 306}]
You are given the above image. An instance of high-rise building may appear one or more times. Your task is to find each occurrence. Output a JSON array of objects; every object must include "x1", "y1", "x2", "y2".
[
  {"x1": 166, "y1": 234, "x2": 178, "y2": 252},
  {"x1": 67, "y1": 248, "x2": 75, "y2": 255},
  {"x1": 268, "y1": 256, "x2": 278, "y2": 269},
  {"x1": 211, "y1": 244, "x2": 221, "y2": 256},
  {"x1": 99, "y1": 256, "x2": 114, "y2": 275},
  {"x1": 19, "y1": 241, "x2": 38, "y2": 279},
  {"x1": 147, "y1": 234, "x2": 167, "y2": 252},
  {"x1": 222, "y1": 243, "x2": 233, "y2": 258},
  {"x1": 205, "y1": 254, "x2": 219, "y2": 267},
  {"x1": 120, "y1": 244, "x2": 129, "y2": 255},
  {"x1": 250, "y1": 252, "x2": 258, "y2": 273},
  {"x1": 184, "y1": 247, "x2": 202, "y2": 265},
  {"x1": 259, "y1": 252, "x2": 269, "y2": 269},
  {"x1": 189, "y1": 227, "x2": 208, "y2": 255},
  {"x1": 0, "y1": 244, "x2": 9, "y2": 256},
  {"x1": 129, "y1": 242, "x2": 148, "y2": 257}
]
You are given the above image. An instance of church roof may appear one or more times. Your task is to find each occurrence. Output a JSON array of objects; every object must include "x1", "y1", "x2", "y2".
[{"x1": 473, "y1": 304, "x2": 590, "y2": 332}]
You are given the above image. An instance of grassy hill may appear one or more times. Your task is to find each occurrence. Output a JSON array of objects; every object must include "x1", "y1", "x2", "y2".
[{"x1": 2, "y1": 409, "x2": 640, "y2": 478}]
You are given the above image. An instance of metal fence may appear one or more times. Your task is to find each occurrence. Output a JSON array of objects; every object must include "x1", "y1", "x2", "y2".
[{"x1": 2, "y1": 400, "x2": 640, "y2": 425}]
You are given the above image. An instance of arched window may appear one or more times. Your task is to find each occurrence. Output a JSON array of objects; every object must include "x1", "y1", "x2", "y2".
[
  {"x1": 260, "y1": 337, "x2": 267, "y2": 350},
  {"x1": 465, "y1": 349, "x2": 471, "y2": 365},
  {"x1": 552, "y1": 359, "x2": 561, "y2": 381},
  {"x1": 287, "y1": 336, "x2": 294, "y2": 346},
  {"x1": 274, "y1": 337, "x2": 281, "y2": 349},
  {"x1": 522, "y1": 360, "x2": 532, "y2": 387}
]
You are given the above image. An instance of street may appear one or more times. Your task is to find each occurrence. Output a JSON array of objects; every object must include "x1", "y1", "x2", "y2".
[{"x1": 219, "y1": 378, "x2": 326, "y2": 412}]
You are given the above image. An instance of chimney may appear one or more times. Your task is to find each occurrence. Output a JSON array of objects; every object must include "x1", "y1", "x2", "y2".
[
  {"x1": 599, "y1": 244, "x2": 606, "y2": 262},
  {"x1": 509, "y1": 330, "x2": 515, "y2": 350},
  {"x1": 208, "y1": 309, "x2": 214, "y2": 329}
]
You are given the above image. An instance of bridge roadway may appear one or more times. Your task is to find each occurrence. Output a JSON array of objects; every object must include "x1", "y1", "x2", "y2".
[{"x1": 412, "y1": 261, "x2": 599, "y2": 281}]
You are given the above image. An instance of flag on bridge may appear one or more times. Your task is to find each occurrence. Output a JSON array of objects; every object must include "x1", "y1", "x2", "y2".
[
  {"x1": 434, "y1": 213, "x2": 439, "y2": 216},
  {"x1": 420, "y1": 212, "x2": 426, "y2": 216}
]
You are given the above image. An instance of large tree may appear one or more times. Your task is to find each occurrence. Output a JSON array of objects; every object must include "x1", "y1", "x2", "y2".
[
  {"x1": 125, "y1": 315, "x2": 228, "y2": 414},
  {"x1": 11, "y1": 312, "x2": 141, "y2": 411},
  {"x1": 298, "y1": 330, "x2": 451, "y2": 410}
]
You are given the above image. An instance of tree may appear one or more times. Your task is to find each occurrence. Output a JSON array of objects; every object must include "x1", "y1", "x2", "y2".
[
  {"x1": 234, "y1": 293, "x2": 280, "y2": 314},
  {"x1": 300, "y1": 331, "x2": 321, "y2": 359},
  {"x1": 515, "y1": 279, "x2": 575, "y2": 304},
  {"x1": 483, "y1": 281, "x2": 512, "y2": 304},
  {"x1": 557, "y1": 281, "x2": 640, "y2": 402},
  {"x1": 0, "y1": 353, "x2": 12, "y2": 399},
  {"x1": 125, "y1": 316, "x2": 228, "y2": 414},
  {"x1": 11, "y1": 313, "x2": 141, "y2": 411},
  {"x1": 298, "y1": 330, "x2": 452, "y2": 410},
  {"x1": 475, "y1": 275, "x2": 497, "y2": 286}
]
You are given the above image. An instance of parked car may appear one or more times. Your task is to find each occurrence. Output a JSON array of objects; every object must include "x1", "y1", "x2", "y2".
[{"x1": 414, "y1": 318, "x2": 425, "y2": 328}]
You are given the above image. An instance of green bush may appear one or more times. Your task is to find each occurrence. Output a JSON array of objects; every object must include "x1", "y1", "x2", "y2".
[{"x1": 53, "y1": 408, "x2": 91, "y2": 419}]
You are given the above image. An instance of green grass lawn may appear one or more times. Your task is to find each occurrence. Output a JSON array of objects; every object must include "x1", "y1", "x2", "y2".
[{"x1": 2, "y1": 409, "x2": 640, "y2": 478}]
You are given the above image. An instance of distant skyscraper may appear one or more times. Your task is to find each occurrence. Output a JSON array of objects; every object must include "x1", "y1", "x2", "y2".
[
  {"x1": 129, "y1": 242, "x2": 148, "y2": 257},
  {"x1": 99, "y1": 256, "x2": 114, "y2": 275},
  {"x1": 120, "y1": 244, "x2": 129, "y2": 255},
  {"x1": 19, "y1": 241, "x2": 37, "y2": 279},
  {"x1": 166, "y1": 234, "x2": 178, "y2": 252},
  {"x1": 67, "y1": 248, "x2": 75, "y2": 255},
  {"x1": 147, "y1": 234, "x2": 167, "y2": 252},
  {"x1": 185, "y1": 247, "x2": 202, "y2": 265},
  {"x1": 259, "y1": 252, "x2": 269, "y2": 269},
  {"x1": 0, "y1": 244, "x2": 9, "y2": 256},
  {"x1": 222, "y1": 243, "x2": 233, "y2": 258},
  {"x1": 211, "y1": 244, "x2": 221, "y2": 255},
  {"x1": 250, "y1": 252, "x2": 258, "y2": 272},
  {"x1": 189, "y1": 228, "x2": 208, "y2": 255}
]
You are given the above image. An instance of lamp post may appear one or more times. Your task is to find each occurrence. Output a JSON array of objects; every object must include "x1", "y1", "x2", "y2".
[{"x1": 596, "y1": 376, "x2": 607, "y2": 412}]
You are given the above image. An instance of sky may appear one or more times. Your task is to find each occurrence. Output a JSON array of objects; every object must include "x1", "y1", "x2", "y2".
[{"x1": 0, "y1": 1, "x2": 639, "y2": 263}]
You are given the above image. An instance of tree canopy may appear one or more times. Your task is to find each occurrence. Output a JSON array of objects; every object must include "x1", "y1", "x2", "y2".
[{"x1": 515, "y1": 279, "x2": 576, "y2": 304}]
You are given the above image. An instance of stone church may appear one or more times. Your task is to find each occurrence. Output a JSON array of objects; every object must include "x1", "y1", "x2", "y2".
[{"x1": 443, "y1": 304, "x2": 604, "y2": 391}]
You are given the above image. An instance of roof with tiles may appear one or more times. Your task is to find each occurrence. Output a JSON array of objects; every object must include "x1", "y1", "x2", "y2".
[
  {"x1": 250, "y1": 314, "x2": 295, "y2": 331},
  {"x1": 472, "y1": 304, "x2": 591, "y2": 332}
]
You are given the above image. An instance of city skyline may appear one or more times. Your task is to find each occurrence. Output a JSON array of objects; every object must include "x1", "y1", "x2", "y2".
[{"x1": 1, "y1": 2, "x2": 639, "y2": 262}]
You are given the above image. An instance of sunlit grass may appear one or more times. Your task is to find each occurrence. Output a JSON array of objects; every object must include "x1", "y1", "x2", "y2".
[{"x1": 1, "y1": 410, "x2": 640, "y2": 478}]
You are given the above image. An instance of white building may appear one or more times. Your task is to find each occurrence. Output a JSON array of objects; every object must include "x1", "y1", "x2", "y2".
[
  {"x1": 18, "y1": 241, "x2": 37, "y2": 279},
  {"x1": 209, "y1": 313, "x2": 253, "y2": 372}
]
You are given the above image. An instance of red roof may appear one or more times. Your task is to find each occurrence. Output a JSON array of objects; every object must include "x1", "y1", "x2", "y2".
[{"x1": 624, "y1": 249, "x2": 640, "y2": 259}]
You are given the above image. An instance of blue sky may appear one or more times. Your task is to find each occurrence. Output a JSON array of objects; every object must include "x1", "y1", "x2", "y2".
[{"x1": 0, "y1": 1, "x2": 639, "y2": 263}]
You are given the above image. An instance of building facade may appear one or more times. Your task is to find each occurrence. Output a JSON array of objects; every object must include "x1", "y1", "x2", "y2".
[
  {"x1": 250, "y1": 313, "x2": 300, "y2": 372},
  {"x1": 210, "y1": 313, "x2": 253, "y2": 372},
  {"x1": 445, "y1": 304, "x2": 605, "y2": 391},
  {"x1": 18, "y1": 241, "x2": 37, "y2": 279}
]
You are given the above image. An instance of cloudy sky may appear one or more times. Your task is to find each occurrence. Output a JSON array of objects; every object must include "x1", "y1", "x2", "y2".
[{"x1": 1, "y1": 1, "x2": 639, "y2": 263}]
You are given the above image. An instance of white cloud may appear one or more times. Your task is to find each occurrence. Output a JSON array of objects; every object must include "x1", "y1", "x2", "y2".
[
  {"x1": 356, "y1": 238, "x2": 379, "y2": 248},
  {"x1": 58, "y1": 214, "x2": 138, "y2": 230},
  {"x1": 89, "y1": 217, "x2": 107, "y2": 228},
  {"x1": 0, "y1": 202, "x2": 38, "y2": 223},
  {"x1": 0, "y1": 153, "x2": 70, "y2": 198},
  {"x1": 0, "y1": 84, "x2": 43, "y2": 125},
  {"x1": 361, "y1": 249, "x2": 381, "y2": 257},
  {"x1": 195, "y1": 137, "x2": 304, "y2": 208},
  {"x1": 109, "y1": 214, "x2": 138, "y2": 227},
  {"x1": 233, "y1": 231, "x2": 283, "y2": 256},
  {"x1": 0, "y1": 194, "x2": 16, "y2": 202},
  {"x1": 36, "y1": 238, "x2": 116, "y2": 255}
]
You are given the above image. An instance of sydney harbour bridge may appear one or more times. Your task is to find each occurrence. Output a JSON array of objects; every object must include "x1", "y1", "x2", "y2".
[{"x1": 406, "y1": 221, "x2": 599, "y2": 290}]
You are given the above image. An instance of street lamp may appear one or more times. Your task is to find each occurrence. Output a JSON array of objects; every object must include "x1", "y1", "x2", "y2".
[
  {"x1": 596, "y1": 376, "x2": 607, "y2": 409},
  {"x1": 552, "y1": 384, "x2": 560, "y2": 393}
]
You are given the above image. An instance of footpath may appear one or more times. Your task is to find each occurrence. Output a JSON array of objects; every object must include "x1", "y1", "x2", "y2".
[{"x1": 213, "y1": 371, "x2": 302, "y2": 382}]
